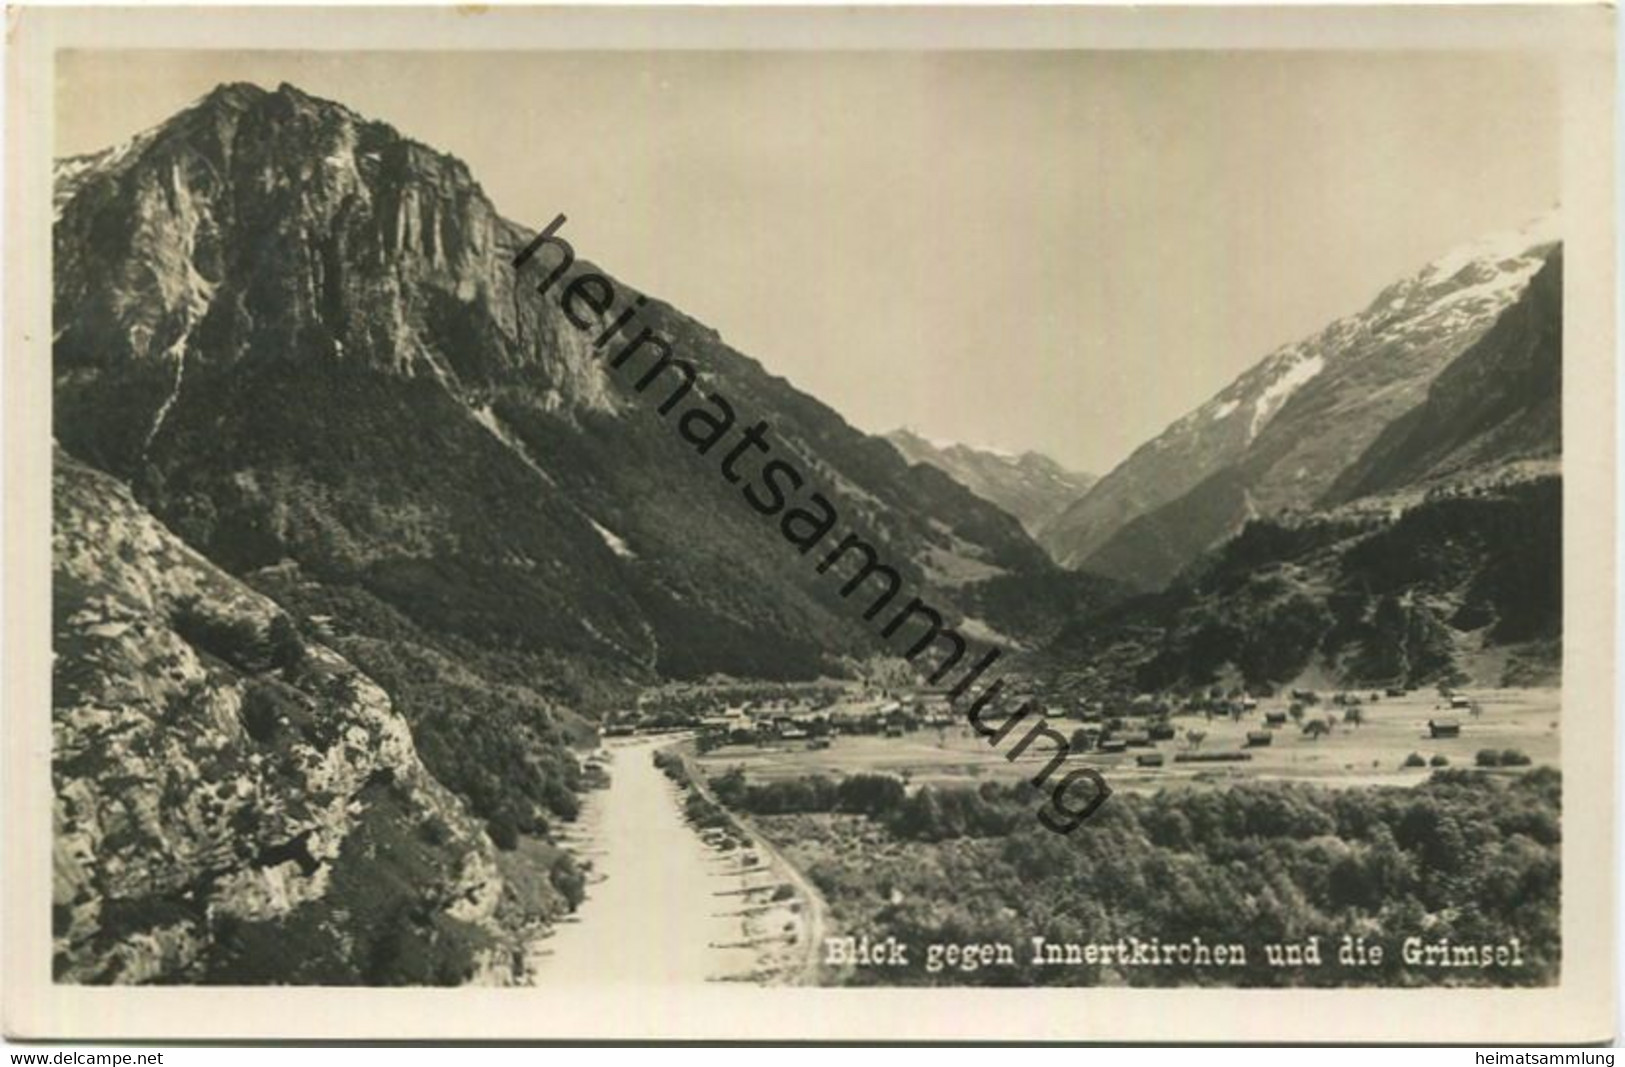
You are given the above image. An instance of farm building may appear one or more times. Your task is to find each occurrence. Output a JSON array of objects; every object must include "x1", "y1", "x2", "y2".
[
  {"x1": 1246, "y1": 730, "x2": 1273, "y2": 748},
  {"x1": 1071, "y1": 725, "x2": 1103, "y2": 750},
  {"x1": 886, "y1": 706, "x2": 920, "y2": 731},
  {"x1": 1136, "y1": 753, "x2": 1165, "y2": 768},
  {"x1": 1429, "y1": 719, "x2": 1462, "y2": 738},
  {"x1": 1264, "y1": 710, "x2": 1288, "y2": 726}
]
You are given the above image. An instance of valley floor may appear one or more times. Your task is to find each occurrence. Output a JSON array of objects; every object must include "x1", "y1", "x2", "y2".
[
  {"x1": 513, "y1": 685, "x2": 1553, "y2": 987},
  {"x1": 691, "y1": 687, "x2": 1560, "y2": 796}
]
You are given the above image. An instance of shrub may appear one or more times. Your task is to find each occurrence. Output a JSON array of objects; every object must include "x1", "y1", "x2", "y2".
[
  {"x1": 889, "y1": 785, "x2": 1022, "y2": 840},
  {"x1": 417, "y1": 815, "x2": 452, "y2": 847},
  {"x1": 172, "y1": 598, "x2": 274, "y2": 672},
  {"x1": 652, "y1": 748, "x2": 686, "y2": 781},
  {"x1": 723, "y1": 774, "x2": 842, "y2": 816},
  {"x1": 1403, "y1": 752, "x2": 1426, "y2": 768},
  {"x1": 549, "y1": 853, "x2": 586, "y2": 910},
  {"x1": 1476, "y1": 749, "x2": 1504, "y2": 768},
  {"x1": 684, "y1": 791, "x2": 733, "y2": 831},
  {"x1": 1500, "y1": 749, "x2": 1533, "y2": 767},
  {"x1": 239, "y1": 678, "x2": 310, "y2": 746},
  {"x1": 266, "y1": 615, "x2": 306, "y2": 673},
  {"x1": 711, "y1": 767, "x2": 747, "y2": 806},
  {"x1": 487, "y1": 814, "x2": 519, "y2": 850},
  {"x1": 1429, "y1": 754, "x2": 1449, "y2": 768}
]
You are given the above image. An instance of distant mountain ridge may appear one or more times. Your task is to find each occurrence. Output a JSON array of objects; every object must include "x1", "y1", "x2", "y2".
[
  {"x1": 884, "y1": 428, "x2": 1096, "y2": 540},
  {"x1": 1038, "y1": 238, "x2": 1564, "y2": 693},
  {"x1": 1038, "y1": 216, "x2": 1561, "y2": 588}
]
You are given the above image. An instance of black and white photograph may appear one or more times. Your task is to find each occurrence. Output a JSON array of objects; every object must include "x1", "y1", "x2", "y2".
[{"x1": 4, "y1": 3, "x2": 1616, "y2": 1045}]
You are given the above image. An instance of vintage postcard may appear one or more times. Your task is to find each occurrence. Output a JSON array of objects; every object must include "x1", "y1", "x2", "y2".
[{"x1": 3, "y1": 4, "x2": 1616, "y2": 1044}]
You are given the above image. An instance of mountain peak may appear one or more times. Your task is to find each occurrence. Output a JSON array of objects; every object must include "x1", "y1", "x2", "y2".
[
  {"x1": 1420, "y1": 210, "x2": 1561, "y2": 282},
  {"x1": 191, "y1": 79, "x2": 348, "y2": 119},
  {"x1": 200, "y1": 80, "x2": 270, "y2": 106},
  {"x1": 885, "y1": 429, "x2": 1095, "y2": 540},
  {"x1": 52, "y1": 78, "x2": 533, "y2": 414},
  {"x1": 1041, "y1": 216, "x2": 1561, "y2": 583}
]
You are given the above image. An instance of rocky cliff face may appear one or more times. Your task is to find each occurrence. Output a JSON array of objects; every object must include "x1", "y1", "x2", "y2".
[
  {"x1": 1039, "y1": 217, "x2": 1560, "y2": 588},
  {"x1": 53, "y1": 82, "x2": 1049, "y2": 693},
  {"x1": 884, "y1": 429, "x2": 1095, "y2": 540},
  {"x1": 53, "y1": 452, "x2": 558, "y2": 984},
  {"x1": 54, "y1": 82, "x2": 617, "y2": 463}
]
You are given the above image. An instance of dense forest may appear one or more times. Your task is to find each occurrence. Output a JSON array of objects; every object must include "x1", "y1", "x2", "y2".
[
  {"x1": 708, "y1": 767, "x2": 1561, "y2": 987},
  {"x1": 1046, "y1": 477, "x2": 1561, "y2": 693}
]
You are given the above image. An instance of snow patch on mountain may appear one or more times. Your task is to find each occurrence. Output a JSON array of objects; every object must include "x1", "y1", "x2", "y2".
[
  {"x1": 53, "y1": 128, "x2": 167, "y2": 221},
  {"x1": 1249, "y1": 353, "x2": 1326, "y2": 439},
  {"x1": 588, "y1": 518, "x2": 635, "y2": 559},
  {"x1": 1432, "y1": 259, "x2": 1550, "y2": 313},
  {"x1": 470, "y1": 404, "x2": 556, "y2": 485}
]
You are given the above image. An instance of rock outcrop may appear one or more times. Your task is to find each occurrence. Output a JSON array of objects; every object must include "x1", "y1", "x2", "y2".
[{"x1": 53, "y1": 451, "x2": 539, "y2": 984}]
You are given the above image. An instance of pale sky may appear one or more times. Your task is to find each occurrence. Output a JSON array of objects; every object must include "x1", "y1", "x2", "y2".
[{"x1": 58, "y1": 51, "x2": 1560, "y2": 473}]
